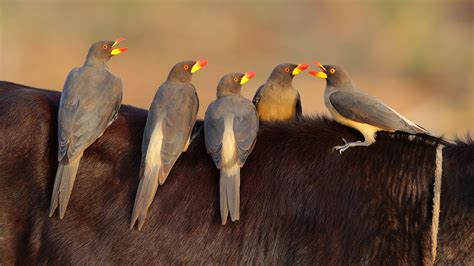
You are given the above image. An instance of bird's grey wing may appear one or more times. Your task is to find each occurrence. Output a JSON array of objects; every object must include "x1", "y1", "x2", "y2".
[
  {"x1": 329, "y1": 90, "x2": 425, "y2": 133},
  {"x1": 159, "y1": 85, "x2": 198, "y2": 182},
  {"x1": 295, "y1": 91, "x2": 302, "y2": 120},
  {"x1": 252, "y1": 84, "x2": 265, "y2": 107},
  {"x1": 57, "y1": 68, "x2": 81, "y2": 161},
  {"x1": 204, "y1": 102, "x2": 225, "y2": 168},
  {"x1": 233, "y1": 101, "x2": 259, "y2": 166},
  {"x1": 107, "y1": 78, "x2": 123, "y2": 127},
  {"x1": 64, "y1": 73, "x2": 122, "y2": 159},
  {"x1": 189, "y1": 86, "x2": 201, "y2": 143}
]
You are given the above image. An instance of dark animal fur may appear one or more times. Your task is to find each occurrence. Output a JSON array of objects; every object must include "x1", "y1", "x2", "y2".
[{"x1": 0, "y1": 81, "x2": 472, "y2": 264}]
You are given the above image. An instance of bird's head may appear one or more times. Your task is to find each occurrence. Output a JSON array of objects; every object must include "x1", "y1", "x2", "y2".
[
  {"x1": 217, "y1": 72, "x2": 256, "y2": 98},
  {"x1": 308, "y1": 62, "x2": 353, "y2": 89},
  {"x1": 168, "y1": 59, "x2": 208, "y2": 82},
  {"x1": 87, "y1": 38, "x2": 128, "y2": 63},
  {"x1": 268, "y1": 63, "x2": 308, "y2": 84}
]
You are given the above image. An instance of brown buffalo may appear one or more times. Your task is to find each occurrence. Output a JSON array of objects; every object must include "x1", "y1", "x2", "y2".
[{"x1": 0, "y1": 81, "x2": 472, "y2": 264}]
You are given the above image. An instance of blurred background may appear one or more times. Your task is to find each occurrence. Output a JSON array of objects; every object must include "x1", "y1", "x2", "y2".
[{"x1": 1, "y1": 0, "x2": 472, "y2": 138}]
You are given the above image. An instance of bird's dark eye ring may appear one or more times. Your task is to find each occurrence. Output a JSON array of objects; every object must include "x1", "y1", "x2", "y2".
[
  {"x1": 330, "y1": 68, "x2": 336, "y2": 74},
  {"x1": 102, "y1": 44, "x2": 108, "y2": 49},
  {"x1": 284, "y1": 67, "x2": 290, "y2": 73},
  {"x1": 233, "y1": 77, "x2": 239, "y2": 82},
  {"x1": 184, "y1": 65, "x2": 189, "y2": 70}
]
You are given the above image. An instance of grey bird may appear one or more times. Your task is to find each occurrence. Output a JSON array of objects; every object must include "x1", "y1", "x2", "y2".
[
  {"x1": 49, "y1": 38, "x2": 128, "y2": 218},
  {"x1": 252, "y1": 63, "x2": 308, "y2": 122},
  {"x1": 309, "y1": 62, "x2": 428, "y2": 153},
  {"x1": 130, "y1": 59, "x2": 207, "y2": 230},
  {"x1": 204, "y1": 72, "x2": 259, "y2": 225}
]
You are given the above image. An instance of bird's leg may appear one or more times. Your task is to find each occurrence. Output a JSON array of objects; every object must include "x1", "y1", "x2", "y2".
[{"x1": 333, "y1": 137, "x2": 374, "y2": 154}]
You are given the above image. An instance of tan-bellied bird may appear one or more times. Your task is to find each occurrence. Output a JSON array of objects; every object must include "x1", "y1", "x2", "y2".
[{"x1": 252, "y1": 63, "x2": 308, "y2": 122}]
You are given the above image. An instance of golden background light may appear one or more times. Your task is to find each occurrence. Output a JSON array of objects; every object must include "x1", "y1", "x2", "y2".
[{"x1": 1, "y1": 0, "x2": 472, "y2": 137}]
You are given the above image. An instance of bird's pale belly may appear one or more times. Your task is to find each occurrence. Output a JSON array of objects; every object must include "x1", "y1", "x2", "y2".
[
  {"x1": 257, "y1": 97, "x2": 296, "y2": 122},
  {"x1": 328, "y1": 105, "x2": 381, "y2": 142}
]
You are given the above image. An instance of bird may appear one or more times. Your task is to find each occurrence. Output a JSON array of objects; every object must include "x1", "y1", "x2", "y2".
[
  {"x1": 130, "y1": 59, "x2": 207, "y2": 230},
  {"x1": 252, "y1": 63, "x2": 308, "y2": 122},
  {"x1": 308, "y1": 62, "x2": 428, "y2": 154},
  {"x1": 204, "y1": 72, "x2": 259, "y2": 225},
  {"x1": 49, "y1": 38, "x2": 128, "y2": 219}
]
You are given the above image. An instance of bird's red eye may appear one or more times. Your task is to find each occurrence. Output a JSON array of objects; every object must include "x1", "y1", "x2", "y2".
[
  {"x1": 184, "y1": 65, "x2": 189, "y2": 70},
  {"x1": 233, "y1": 77, "x2": 239, "y2": 82},
  {"x1": 284, "y1": 67, "x2": 290, "y2": 73},
  {"x1": 102, "y1": 44, "x2": 108, "y2": 49},
  {"x1": 330, "y1": 68, "x2": 336, "y2": 74}
]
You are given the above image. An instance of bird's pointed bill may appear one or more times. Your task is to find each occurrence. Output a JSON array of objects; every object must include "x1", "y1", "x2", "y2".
[
  {"x1": 110, "y1": 37, "x2": 128, "y2": 56},
  {"x1": 308, "y1": 70, "x2": 328, "y2": 79},
  {"x1": 191, "y1": 59, "x2": 208, "y2": 73},
  {"x1": 292, "y1": 63, "x2": 309, "y2": 76},
  {"x1": 312, "y1": 61, "x2": 327, "y2": 72},
  {"x1": 240, "y1": 72, "x2": 256, "y2": 85},
  {"x1": 112, "y1": 37, "x2": 126, "y2": 47}
]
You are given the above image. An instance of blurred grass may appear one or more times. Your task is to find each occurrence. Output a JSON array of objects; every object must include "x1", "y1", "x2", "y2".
[{"x1": 0, "y1": 0, "x2": 472, "y2": 138}]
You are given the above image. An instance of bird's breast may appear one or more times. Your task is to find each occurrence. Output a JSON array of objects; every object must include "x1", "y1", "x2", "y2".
[{"x1": 257, "y1": 88, "x2": 298, "y2": 122}]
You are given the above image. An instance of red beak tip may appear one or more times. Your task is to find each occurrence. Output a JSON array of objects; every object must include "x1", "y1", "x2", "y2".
[
  {"x1": 299, "y1": 63, "x2": 309, "y2": 70},
  {"x1": 246, "y1": 72, "x2": 256, "y2": 78},
  {"x1": 308, "y1": 70, "x2": 318, "y2": 75},
  {"x1": 198, "y1": 59, "x2": 208, "y2": 67},
  {"x1": 115, "y1": 37, "x2": 126, "y2": 43}
]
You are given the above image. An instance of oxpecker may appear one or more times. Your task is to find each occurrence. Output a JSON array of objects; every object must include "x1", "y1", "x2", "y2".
[
  {"x1": 130, "y1": 60, "x2": 207, "y2": 230},
  {"x1": 49, "y1": 38, "x2": 128, "y2": 218},
  {"x1": 252, "y1": 63, "x2": 308, "y2": 122},
  {"x1": 309, "y1": 62, "x2": 428, "y2": 153},
  {"x1": 204, "y1": 72, "x2": 259, "y2": 225}
]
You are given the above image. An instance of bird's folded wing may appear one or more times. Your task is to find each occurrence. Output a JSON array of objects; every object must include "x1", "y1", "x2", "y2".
[
  {"x1": 252, "y1": 84, "x2": 265, "y2": 107},
  {"x1": 58, "y1": 72, "x2": 122, "y2": 160},
  {"x1": 204, "y1": 103, "x2": 225, "y2": 168},
  {"x1": 233, "y1": 103, "x2": 259, "y2": 167},
  {"x1": 329, "y1": 90, "x2": 412, "y2": 132},
  {"x1": 295, "y1": 91, "x2": 302, "y2": 119}
]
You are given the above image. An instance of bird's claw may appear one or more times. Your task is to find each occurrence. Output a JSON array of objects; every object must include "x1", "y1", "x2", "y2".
[
  {"x1": 332, "y1": 137, "x2": 350, "y2": 154},
  {"x1": 333, "y1": 144, "x2": 349, "y2": 154}
]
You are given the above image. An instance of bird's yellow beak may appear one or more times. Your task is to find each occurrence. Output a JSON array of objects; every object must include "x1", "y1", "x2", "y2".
[
  {"x1": 292, "y1": 63, "x2": 309, "y2": 76},
  {"x1": 110, "y1": 37, "x2": 128, "y2": 56},
  {"x1": 308, "y1": 61, "x2": 328, "y2": 79},
  {"x1": 240, "y1": 72, "x2": 256, "y2": 85},
  {"x1": 191, "y1": 59, "x2": 208, "y2": 73}
]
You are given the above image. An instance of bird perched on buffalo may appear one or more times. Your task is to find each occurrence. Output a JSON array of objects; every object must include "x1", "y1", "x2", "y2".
[
  {"x1": 252, "y1": 63, "x2": 308, "y2": 122},
  {"x1": 309, "y1": 62, "x2": 428, "y2": 153},
  {"x1": 204, "y1": 72, "x2": 259, "y2": 225},
  {"x1": 130, "y1": 59, "x2": 207, "y2": 230},
  {"x1": 49, "y1": 38, "x2": 128, "y2": 219}
]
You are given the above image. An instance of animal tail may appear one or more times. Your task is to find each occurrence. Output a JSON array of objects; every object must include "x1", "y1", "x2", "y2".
[
  {"x1": 219, "y1": 165, "x2": 240, "y2": 225},
  {"x1": 49, "y1": 156, "x2": 81, "y2": 219},
  {"x1": 430, "y1": 143, "x2": 444, "y2": 264},
  {"x1": 130, "y1": 161, "x2": 161, "y2": 230}
]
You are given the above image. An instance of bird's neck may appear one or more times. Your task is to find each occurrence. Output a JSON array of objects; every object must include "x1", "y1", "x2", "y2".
[
  {"x1": 268, "y1": 76, "x2": 293, "y2": 87},
  {"x1": 84, "y1": 55, "x2": 109, "y2": 69},
  {"x1": 167, "y1": 74, "x2": 191, "y2": 83},
  {"x1": 329, "y1": 77, "x2": 354, "y2": 90},
  {"x1": 217, "y1": 89, "x2": 240, "y2": 99}
]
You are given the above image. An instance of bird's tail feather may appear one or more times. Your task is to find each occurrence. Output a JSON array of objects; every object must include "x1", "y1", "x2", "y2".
[
  {"x1": 220, "y1": 165, "x2": 240, "y2": 225},
  {"x1": 49, "y1": 156, "x2": 81, "y2": 219},
  {"x1": 130, "y1": 162, "x2": 161, "y2": 230}
]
